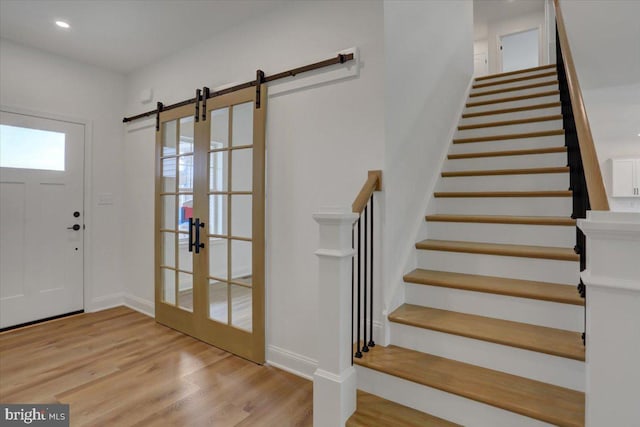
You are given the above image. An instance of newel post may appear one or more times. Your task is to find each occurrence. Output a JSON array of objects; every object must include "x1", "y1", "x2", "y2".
[
  {"x1": 313, "y1": 209, "x2": 358, "y2": 427},
  {"x1": 578, "y1": 211, "x2": 640, "y2": 426}
]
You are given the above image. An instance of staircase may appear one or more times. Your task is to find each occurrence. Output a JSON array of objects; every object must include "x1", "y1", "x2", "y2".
[{"x1": 348, "y1": 64, "x2": 586, "y2": 427}]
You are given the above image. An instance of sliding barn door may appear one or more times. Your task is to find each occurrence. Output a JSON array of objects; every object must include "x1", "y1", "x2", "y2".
[{"x1": 155, "y1": 86, "x2": 266, "y2": 363}]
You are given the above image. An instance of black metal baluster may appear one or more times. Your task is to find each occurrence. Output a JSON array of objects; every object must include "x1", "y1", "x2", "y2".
[
  {"x1": 362, "y1": 205, "x2": 369, "y2": 353},
  {"x1": 355, "y1": 217, "x2": 362, "y2": 358},
  {"x1": 368, "y1": 195, "x2": 375, "y2": 348}
]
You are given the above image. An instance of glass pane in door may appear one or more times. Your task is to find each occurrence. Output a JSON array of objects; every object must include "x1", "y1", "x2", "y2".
[{"x1": 178, "y1": 272, "x2": 193, "y2": 312}]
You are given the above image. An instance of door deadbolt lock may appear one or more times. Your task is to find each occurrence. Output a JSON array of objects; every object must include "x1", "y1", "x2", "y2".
[
  {"x1": 67, "y1": 224, "x2": 81, "y2": 231},
  {"x1": 73, "y1": 211, "x2": 80, "y2": 217}
]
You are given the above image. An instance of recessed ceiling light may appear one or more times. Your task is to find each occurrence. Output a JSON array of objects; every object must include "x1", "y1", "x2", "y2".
[{"x1": 55, "y1": 21, "x2": 70, "y2": 29}]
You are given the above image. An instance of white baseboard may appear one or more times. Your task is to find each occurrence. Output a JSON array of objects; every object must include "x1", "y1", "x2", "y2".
[
  {"x1": 123, "y1": 294, "x2": 154, "y2": 317},
  {"x1": 266, "y1": 345, "x2": 317, "y2": 381},
  {"x1": 87, "y1": 292, "x2": 124, "y2": 312}
]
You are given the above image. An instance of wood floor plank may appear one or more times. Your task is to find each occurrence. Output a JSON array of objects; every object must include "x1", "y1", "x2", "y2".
[
  {"x1": 389, "y1": 304, "x2": 585, "y2": 360},
  {"x1": 404, "y1": 268, "x2": 584, "y2": 305},
  {"x1": 0, "y1": 307, "x2": 312, "y2": 426},
  {"x1": 355, "y1": 345, "x2": 584, "y2": 427},
  {"x1": 415, "y1": 239, "x2": 580, "y2": 261},
  {"x1": 347, "y1": 390, "x2": 461, "y2": 427}
]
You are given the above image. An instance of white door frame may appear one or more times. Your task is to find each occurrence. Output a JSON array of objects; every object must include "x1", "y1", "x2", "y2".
[
  {"x1": 497, "y1": 25, "x2": 544, "y2": 73},
  {"x1": 1, "y1": 104, "x2": 93, "y2": 315}
]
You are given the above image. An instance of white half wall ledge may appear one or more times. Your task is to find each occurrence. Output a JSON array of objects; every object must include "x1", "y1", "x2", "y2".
[{"x1": 578, "y1": 210, "x2": 640, "y2": 426}]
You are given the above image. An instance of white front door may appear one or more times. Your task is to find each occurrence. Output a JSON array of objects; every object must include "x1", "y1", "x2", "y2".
[{"x1": 0, "y1": 110, "x2": 84, "y2": 328}]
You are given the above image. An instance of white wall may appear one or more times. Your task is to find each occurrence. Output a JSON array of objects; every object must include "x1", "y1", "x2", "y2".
[
  {"x1": 560, "y1": 0, "x2": 640, "y2": 212},
  {"x1": 0, "y1": 39, "x2": 126, "y2": 310},
  {"x1": 382, "y1": 0, "x2": 473, "y2": 311},
  {"x1": 122, "y1": 0, "x2": 385, "y2": 376},
  {"x1": 486, "y1": 10, "x2": 547, "y2": 74},
  {"x1": 582, "y1": 84, "x2": 640, "y2": 212}
]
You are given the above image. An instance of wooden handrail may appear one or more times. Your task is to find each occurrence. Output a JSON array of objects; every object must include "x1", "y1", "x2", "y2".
[
  {"x1": 352, "y1": 170, "x2": 382, "y2": 213},
  {"x1": 553, "y1": 0, "x2": 609, "y2": 211}
]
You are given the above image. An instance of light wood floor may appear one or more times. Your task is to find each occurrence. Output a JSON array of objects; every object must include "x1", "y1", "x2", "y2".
[{"x1": 0, "y1": 306, "x2": 312, "y2": 426}]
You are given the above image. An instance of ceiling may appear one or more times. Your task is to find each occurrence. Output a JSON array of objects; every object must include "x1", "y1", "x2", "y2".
[
  {"x1": 474, "y1": 0, "x2": 545, "y2": 40},
  {"x1": 0, "y1": 0, "x2": 290, "y2": 74}
]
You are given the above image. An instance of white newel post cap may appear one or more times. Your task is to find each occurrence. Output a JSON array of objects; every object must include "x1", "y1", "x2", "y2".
[{"x1": 312, "y1": 207, "x2": 358, "y2": 427}]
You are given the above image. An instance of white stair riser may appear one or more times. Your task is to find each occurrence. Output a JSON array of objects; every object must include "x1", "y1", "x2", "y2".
[
  {"x1": 357, "y1": 366, "x2": 554, "y2": 427},
  {"x1": 465, "y1": 94, "x2": 559, "y2": 114},
  {"x1": 469, "y1": 84, "x2": 559, "y2": 103},
  {"x1": 471, "y1": 74, "x2": 558, "y2": 93},
  {"x1": 390, "y1": 323, "x2": 585, "y2": 391},
  {"x1": 437, "y1": 173, "x2": 569, "y2": 192},
  {"x1": 449, "y1": 135, "x2": 565, "y2": 155},
  {"x1": 415, "y1": 250, "x2": 580, "y2": 284},
  {"x1": 433, "y1": 196, "x2": 572, "y2": 216},
  {"x1": 444, "y1": 152, "x2": 567, "y2": 171},
  {"x1": 425, "y1": 221, "x2": 575, "y2": 247},
  {"x1": 460, "y1": 106, "x2": 561, "y2": 126},
  {"x1": 455, "y1": 119, "x2": 563, "y2": 139},
  {"x1": 475, "y1": 68, "x2": 557, "y2": 85},
  {"x1": 404, "y1": 282, "x2": 583, "y2": 332}
]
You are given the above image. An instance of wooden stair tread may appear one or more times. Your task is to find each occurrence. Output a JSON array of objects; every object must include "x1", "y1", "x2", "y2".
[
  {"x1": 404, "y1": 268, "x2": 583, "y2": 305},
  {"x1": 442, "y1": 166, "x2": 568, "y2": 177},
  {"x1": 474, "y1": 64, "x2": 556, "y2": 81},
  {"x1": 453, "y1": 129, "x2": 564, "y2": 144},
  {"x1": 354, "y1": 345, "x2": 585, "y2": 427},
  {"x1": 347, "y1": 390, "x2": 461, "y2": 427},
  {"x1": 458, "y1": 114, "x2": 562, "y2": 130},
  {"x1": 415, "y1": 239, "x2": 580, "y2": 261},
  {"x1": 389, "y1": 304, "x2": 585, "y2": 360},
  {"x1": 466, "y1": 90, "x2": 559, "y2": 107},
  {"x1": 434, "y1": 190, "x2": 572, "y2": 198},
  {"x1": 425, "y1": 213, "x2": 575, "y2": 226},
  {"x1": 448, "y1": 146, "x2": 566, "y2": 159},
  {"x1": 462, "y1": 102, "x2": 561, "y2": 118},
  {"x1": 470, "y1": 80, "x2": 558, "y2": 98},
  {"x1": 472, "y1": 71, "x2": 557, "y2": 89}
]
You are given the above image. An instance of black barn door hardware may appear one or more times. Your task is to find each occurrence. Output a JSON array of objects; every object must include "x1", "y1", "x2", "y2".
[
  {"x1": 195, "y1": 89, "x2": 201, "y2": 122},
  {"x1": 256, "y1": 69, "x2": 265, "y2": 109},
  {"x1": 187, "y1": 217, "x2": 206, "y2": 254},
  {"x1": 202, "y1": 87, "x2": 210, "y2": 121},
  {"x1": 124, "y1": 52, "x2": 355, "y2": 125},
  {"x1": 155, "y1": 102, "x2": 164, "y2": 131}
]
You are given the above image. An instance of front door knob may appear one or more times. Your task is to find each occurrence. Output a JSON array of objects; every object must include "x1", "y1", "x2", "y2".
[{"x1": 67, "y1": 224, "x2": 81, "y2": 231}]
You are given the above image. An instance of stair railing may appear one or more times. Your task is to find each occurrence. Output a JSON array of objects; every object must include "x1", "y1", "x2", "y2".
[
  {"x1": 312, "y1": 170, "x2": 382, "y2": 426},
  {"x1": 553, "y1": 0, "x2": 610, "y2": 344},
  {"x1": 351, "y1": 170, "x2": 382, "y2": 360}
]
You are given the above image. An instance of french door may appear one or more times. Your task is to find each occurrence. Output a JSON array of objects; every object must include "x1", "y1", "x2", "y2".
[{"x1": 155, "y1": 86, "x2": 266, "y2": 363}]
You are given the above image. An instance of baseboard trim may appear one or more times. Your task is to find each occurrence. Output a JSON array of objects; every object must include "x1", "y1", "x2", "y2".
[
  {"x1": 266, "y1": 345, "x2": 317, "y2": 381},
  {"x1": 123, "y1": 294, "x2": 155, "y2": 318},
  {"x1": 87, "y1": 292, "x2": 124, "y2": 312}
]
